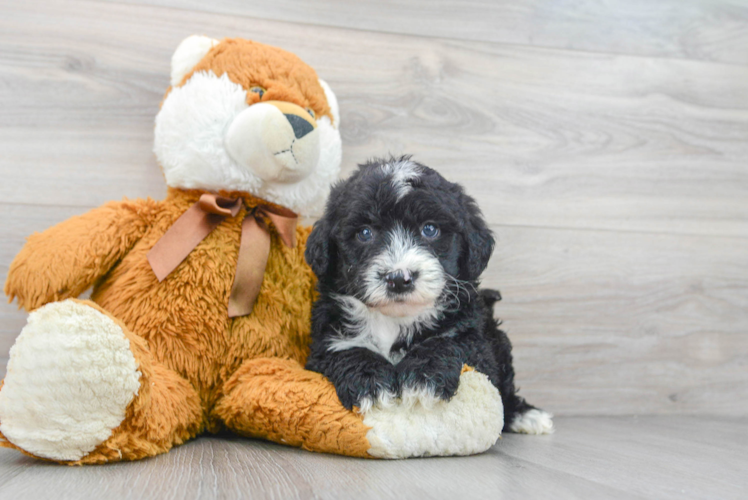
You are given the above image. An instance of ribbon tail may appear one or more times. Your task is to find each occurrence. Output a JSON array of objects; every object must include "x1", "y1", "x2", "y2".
[
  {"x1": 228, "y1": 215, "x2": 271, "y2": 318},
  {"x1": 260, "y1": 209, "x2": 297, "y2": 248}
]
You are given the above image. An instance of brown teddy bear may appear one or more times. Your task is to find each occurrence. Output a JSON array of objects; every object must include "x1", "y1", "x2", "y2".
[{"x1": 0, "y1": 36, "x2": 503, "y2": 464}]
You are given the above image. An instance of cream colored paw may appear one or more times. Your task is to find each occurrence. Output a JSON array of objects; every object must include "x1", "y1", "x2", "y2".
[
  {"x1": 0, "y1": 300, "x2": 141, "y2": 461},
  {"x1": 510, "y1": 409, "x2": 555, "y2": 435},
  {"x1": 363, "y1": 370, "x2": 503, "y2": 459}
]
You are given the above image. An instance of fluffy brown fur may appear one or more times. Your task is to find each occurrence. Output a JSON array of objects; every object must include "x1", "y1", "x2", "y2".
[
  {"x1": 179, "y1": 38, "x2": 332, "y2": 123},
  {"x1": 1, "y1": 188, "x2": 371, "y2": 463},
  {"x1": 0, "y1": 38, "x2": 363, "y2": 464}
]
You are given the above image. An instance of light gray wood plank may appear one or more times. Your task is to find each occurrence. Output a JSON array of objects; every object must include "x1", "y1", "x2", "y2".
[
  {"x1": 489, "y1": 225, "x2": 748, "y2": 416},
  {"x1": 0, "y1": 128, "x2": 166, "y2": 209},
  {"x1": 0, "y1": 417, "x2": 744, "y2": 500},
  {"x1": 103, "y1": 0, "x2": 748, "y2": 66},
  {"x1": 0, "y1": 437, "x2": 639, "y2": 500},
  {"x1": 2, "y1": 205, "x2": 746, "y2": 416},
  {"x1": 498, "y1": 416, "x2": 748, "y2": 500},
  {"x1": 1, "y1": 0, "x2": 748, "y2": 238}
]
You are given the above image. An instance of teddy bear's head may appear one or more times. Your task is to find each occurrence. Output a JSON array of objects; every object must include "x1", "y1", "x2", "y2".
[{"x1": 154, "y1": 36, "x2": 341, "y2": 215}]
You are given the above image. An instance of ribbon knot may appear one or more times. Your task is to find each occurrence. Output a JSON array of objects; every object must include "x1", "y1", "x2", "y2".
[{"x1": 147, "y1": 193, "x2": 298, "y2": 317}]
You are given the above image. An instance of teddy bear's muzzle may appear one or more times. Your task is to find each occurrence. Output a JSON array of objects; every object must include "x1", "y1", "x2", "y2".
[{"x1": 224, "y1": 100, "x2": 321, "y2": 184}]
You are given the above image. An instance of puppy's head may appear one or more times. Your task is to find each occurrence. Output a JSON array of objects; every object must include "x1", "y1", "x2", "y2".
[{"x1": 306, "y1": 156, "x2": 495, "y2": 318}]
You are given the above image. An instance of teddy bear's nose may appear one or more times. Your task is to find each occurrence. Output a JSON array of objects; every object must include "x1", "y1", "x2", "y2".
[{"x1": 284, "y1": 113, "x2": 314, "y2": 139}]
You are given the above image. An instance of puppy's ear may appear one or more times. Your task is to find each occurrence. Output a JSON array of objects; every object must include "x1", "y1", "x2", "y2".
[
  {"x1": 460, "y1": 194, "x2": 495, "y2": 281},
  {"x1": 305, "y1": 218, "x2": 333, "y2": 277}
]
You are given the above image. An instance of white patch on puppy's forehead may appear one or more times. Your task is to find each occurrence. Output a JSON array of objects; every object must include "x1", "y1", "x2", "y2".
[{"x1": 379, "y1": 159, "x2": 421, "y2": 201}]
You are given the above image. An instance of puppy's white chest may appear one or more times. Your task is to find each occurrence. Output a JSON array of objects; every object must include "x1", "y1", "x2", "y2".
[
  {"x1": 366, "y1": 314, "x2": 406, "y2": 362},
  {"x1": 329, "y1": 296, "x2": 418, "y2": 363}
]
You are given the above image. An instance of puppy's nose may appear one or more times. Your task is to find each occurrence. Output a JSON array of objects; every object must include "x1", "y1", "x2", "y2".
[
  {"x1": 385, "y1": 270, "x2": 415, "y2": 294},
  {"x1": 284, "y1": 113, "x2": 314, "y2": 139}
]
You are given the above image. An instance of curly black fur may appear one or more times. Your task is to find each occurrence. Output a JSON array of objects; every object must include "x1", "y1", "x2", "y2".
[{"x1": 305, "y1": 156, "x2": 539, "y2": 431}]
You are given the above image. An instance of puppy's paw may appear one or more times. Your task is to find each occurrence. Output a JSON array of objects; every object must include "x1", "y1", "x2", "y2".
[
  {"x1": 510, "y1": 409, "x2": 555, "y2": 435},
  {"x1": 356, "y1": 388, "x2": 397, "y2": 414},
  {"x1": 400, "y1": 383, "x2": 442, "y2": 409},
  {"x1": 334, "y1": 365, "x2": 399, "y2": 413},
  {"x1": 396, "y1": 355, "x2": 463, "y2": 405}
]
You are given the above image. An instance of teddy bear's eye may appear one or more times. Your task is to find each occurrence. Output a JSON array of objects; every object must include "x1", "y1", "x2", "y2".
[
  {"x1": 250, "y1": 86, "x2": 265, "y2": 99},
  {"x1": 306, "y1": 108, "x2": 315, "y2": 119}
]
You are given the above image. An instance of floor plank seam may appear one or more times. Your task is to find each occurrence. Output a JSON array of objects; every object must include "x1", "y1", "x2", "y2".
[
  {"x1": 89, "y1": 0, "x2": 748, "y2": 70},
  {"x1": 0, "y1": 201, "x2": 745, "y2": 241}
]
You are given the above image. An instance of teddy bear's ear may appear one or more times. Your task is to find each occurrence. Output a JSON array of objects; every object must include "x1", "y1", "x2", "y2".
[
  {"x1": 170, "y1": 35, "x2": 220, "y2": 86},
  {"x1": 318, "y1": 79, "x2": 340, "y2": 129}
]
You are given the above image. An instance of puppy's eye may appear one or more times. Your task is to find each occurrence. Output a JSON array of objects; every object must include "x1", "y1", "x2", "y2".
[
  {"x1": 306, "y1": 108, "x2": 316, "y2": 119},
  {"x1": 357, "y1": 227, "x2": 373, "y2": 242},
  {"x1": 250, "y1": 86, "x2": 266, "y2": 99},
  {"x1": 421, "y1": 223, "x2": 440, "y2": 239}
]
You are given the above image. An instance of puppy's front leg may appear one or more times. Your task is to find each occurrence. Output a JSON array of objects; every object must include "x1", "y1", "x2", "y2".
[
  {"x1": 396, "y1": 336, "x2": 465, "y2": 404},
  {"x1": 309, "y1": 347, "x2": 398, "y2": 411}
]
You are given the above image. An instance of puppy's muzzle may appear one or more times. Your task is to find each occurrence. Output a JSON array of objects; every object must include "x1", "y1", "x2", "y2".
[{"x1": 385, "y1": 269, "x2": 417, "y2": 295}]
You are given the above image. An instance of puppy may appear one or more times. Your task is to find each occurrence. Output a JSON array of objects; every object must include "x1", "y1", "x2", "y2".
[{"x1": 304, "y1": 157, "x2": 553, "y2": 434}]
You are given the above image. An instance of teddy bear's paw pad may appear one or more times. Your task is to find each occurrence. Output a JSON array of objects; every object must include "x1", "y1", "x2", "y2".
[
  {"x1": 362, "y1": 370, "x2": 504, "y2": 459},
  {"x1": 509, "y1": 409, "x2": 555, "y2": 435},
  {"x1": 0, "y1": 300, "x2": 141, "y2": 461}
]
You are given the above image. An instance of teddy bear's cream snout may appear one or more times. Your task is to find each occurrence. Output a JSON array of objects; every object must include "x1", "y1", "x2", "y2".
[{"x1": 225, "y1": 100, "x2": 321, "y2": 184}]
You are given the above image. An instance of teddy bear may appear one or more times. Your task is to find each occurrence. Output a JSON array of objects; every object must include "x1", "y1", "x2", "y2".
[{"x1": 0, "y1": 36, "x2": 504, "y2": 464}]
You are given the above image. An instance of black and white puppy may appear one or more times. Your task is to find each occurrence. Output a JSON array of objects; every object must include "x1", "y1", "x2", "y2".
[{"x1": 305, "y1": 157, "x2": 553, "y2": 434}]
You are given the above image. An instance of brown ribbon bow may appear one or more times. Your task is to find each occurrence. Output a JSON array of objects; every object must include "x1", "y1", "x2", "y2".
[{"x1": 147, "y1": 193, "x2": 298, "y2": 318}]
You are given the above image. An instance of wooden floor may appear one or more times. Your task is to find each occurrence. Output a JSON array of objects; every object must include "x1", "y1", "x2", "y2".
[
  {"x1": 0, "y1": 416, "x2": 745, "y2": 500},
  {"x1": 1, "y1": 0, "x2": 747, "y2": 497}
]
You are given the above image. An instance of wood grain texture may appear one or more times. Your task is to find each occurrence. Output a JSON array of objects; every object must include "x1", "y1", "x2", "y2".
[
  {"x1": 492, "y1": 226, "x2": 748, "y2": 416},
  {"x1": 104, "y1": 0, "x2": 748, "y2": 66},
  {"x1": 2, "y1": 0, "x2": 748, "y2": 237},
  {"x1": 0, "y1": 416, "x2": 745, "y2": 500},
  {"x1": 0, "y1": 0, "x2": 746, "y2": 418}
]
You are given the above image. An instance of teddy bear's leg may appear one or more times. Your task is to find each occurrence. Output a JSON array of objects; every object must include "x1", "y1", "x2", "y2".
[
  {"x1": 0, "y1": 299, "x2": 203, "y2": 464},
  {"x1": 213, "y1": 357, "x2": 372, "y2": 457},
  {"x1": 215, "y1": 359, "x2": 504, "y2": 459}
]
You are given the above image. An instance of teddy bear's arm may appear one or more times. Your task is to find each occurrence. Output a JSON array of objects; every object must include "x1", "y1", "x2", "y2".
[{"x1": 4, "y1": 198, "x2": 160, "y2": 311}]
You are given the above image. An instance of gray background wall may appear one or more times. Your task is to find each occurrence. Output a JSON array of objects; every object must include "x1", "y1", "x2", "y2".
[{"x1": 1, "y1": 0, "x2": 746, "y2": 416}]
